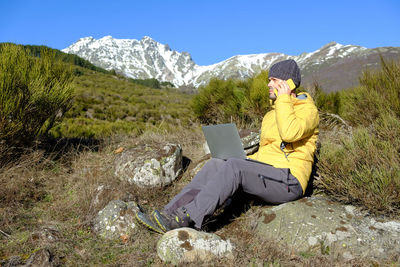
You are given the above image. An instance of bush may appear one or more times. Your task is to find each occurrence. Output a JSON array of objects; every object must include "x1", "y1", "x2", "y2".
[
  {"x1": 242, "y1": 71, "x2": 271, "y2": 120},
  {"x1": 316, "y1": 59, "x2": 400, "y2": 217},
  {"x1": 191, "y1": 71, "x2": 271, "y2": 126},
  {"x1": 338, "y1": 58, "x2": 400, "y2": 126},
  {"x1": 0, "y1": 44, "x2": 74, "y2": 145},
  {"x1": 128, "y1": 78, "x2": 161, "y2": 89},
  {"x1": 192, "y1": 78, "x2": 245, "y2": 124},
  {"x1": 313, "y1": 83, "x2": 341, "y2": 114}
]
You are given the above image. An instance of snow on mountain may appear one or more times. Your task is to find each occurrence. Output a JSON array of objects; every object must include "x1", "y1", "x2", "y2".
[{"x1": 62, "y1": 36, "x2": 399, "y2": 91}]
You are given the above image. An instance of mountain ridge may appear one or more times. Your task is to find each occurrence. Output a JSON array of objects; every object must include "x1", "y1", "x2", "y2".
[{"x1": 62, "y1": 36, "x2": 400, "y2": 92}]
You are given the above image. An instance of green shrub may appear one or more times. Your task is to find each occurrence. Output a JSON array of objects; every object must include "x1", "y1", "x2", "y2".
[
  {"x1": 191, "y1": 78, "x2": 245, "y2": 124},
  {"x1": 241, "y1": 71, "x2": 271, "y2": 120},
  {"x1": 313, "y1": 84, "x2": 341, "y2": 114},
  {"x1": 317, "y1": 122, "x2": 400, "y2": 215},
  {"x1": 0, "y1": 44, "x2": 74, "y2": 145},
  {"x1": 128, "y1": 78, "x2": 161, "y2": 89},
  {"x1": 316, "y1": 59, "x2": 400, "y2": 217},
  {"x1": 191, "y1": 71, "x2": 271, "y2": 126},
  {"x1": 338, "y1": 58, "x2": 400, "y2": 126}
]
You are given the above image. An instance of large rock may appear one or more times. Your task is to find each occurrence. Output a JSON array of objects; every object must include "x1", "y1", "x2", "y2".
[
  {"x1": 114, "y1": 143, "x2": 183, "y2": 187},
  {"x1": 240, "y1": 131, "x2": 260, "y2": 155},
  {"x1": 93, "y1": 200, "x2": 139, "y2": 240},
  {"x1": 255, "y1": 196, "x2": 400, "y2": 260},
  {"x1": 157, "y1": 228, "x2": 234, "y2": 265}
]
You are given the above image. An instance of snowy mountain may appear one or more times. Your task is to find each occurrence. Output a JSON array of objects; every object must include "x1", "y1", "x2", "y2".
[{"x1": 63, "y1": 36, "x2": 400, "y2": 92}]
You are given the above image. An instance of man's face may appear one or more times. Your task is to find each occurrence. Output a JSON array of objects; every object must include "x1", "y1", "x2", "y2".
[{"x1": 267, "y1": 77, "x2": 282, "y2": 100}]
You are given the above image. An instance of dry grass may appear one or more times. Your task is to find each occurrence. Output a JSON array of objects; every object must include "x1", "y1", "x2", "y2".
[
  {"x1": 0, "y1": 127, "x2": 206, "y2": 265},
  {"x1": 0, "y1": 127, "x2": 395, "y2": 266}
]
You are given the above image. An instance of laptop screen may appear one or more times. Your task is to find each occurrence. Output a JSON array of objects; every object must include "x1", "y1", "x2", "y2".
[{"x1": 202, "y1": 123, "x2": 246, "y2": 160}]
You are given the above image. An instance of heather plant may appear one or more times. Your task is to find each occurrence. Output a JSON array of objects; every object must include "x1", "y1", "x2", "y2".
[
  {"x1": 313, "y1": 83, "x2": 341, "y2": 114},
  {"x1": 0, "y1": 44, "x2": 74, "y2": 145},
  {"x1": 191, "y1": 78, "x2": 245, "y2": 124},
  {"x1": 338, "y1": 58, "x2": 400, "y2": 126},
  {"x1": 242, "y1": 70, "x2": 271, "y2": 121},
  {"x1": 191, "y1": 71, "x2": 271, "y2": 126},
  {"x1": 316, "y1": 59, "x2": 400, "y2": 216}
]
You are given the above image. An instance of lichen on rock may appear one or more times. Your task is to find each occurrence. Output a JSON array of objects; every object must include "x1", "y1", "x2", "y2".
[
  {"x1": 114, "y1": 143, "x2": 183, "y2": 187},
  {"x1": 93, "y1": 199, "x2": 139, "y2": 240},
  {"x1": 255, "y1": 196, "x2": 400, "y2": 260},
  {"x1": 157, "y1": 228, "x2": 234, "y2": 264}
]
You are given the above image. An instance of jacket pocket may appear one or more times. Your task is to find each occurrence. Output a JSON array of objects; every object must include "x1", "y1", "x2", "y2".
[{"x1": 258, "y1": 174, "x2": 299, "y2": 187}]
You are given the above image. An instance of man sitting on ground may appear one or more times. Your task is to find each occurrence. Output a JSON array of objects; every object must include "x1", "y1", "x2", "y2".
[{"x1": 136, "y1": 59, "x2": 319, "y2": 233}]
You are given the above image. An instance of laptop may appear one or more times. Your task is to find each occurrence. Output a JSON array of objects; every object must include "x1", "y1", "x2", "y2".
[{"x1": 202, "y1": 123, "x2": 247, "y2": 160}]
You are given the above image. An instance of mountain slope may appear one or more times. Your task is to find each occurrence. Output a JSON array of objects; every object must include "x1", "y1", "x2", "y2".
[{"x1": 63, "y1": 36, "x2": 400, "y2": 92}]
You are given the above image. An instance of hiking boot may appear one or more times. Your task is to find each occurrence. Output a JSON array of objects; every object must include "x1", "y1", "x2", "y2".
[
  {"x1": 153, "y1": 207, "x2": 192, "y2": 232},
  {"x1": 135, "y1": 211, "x2": 165, "y2": 234}
]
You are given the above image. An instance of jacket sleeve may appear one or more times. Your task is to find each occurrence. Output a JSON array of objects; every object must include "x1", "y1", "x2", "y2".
[{"x1": 275, "y1": 94, "x2": 319, "y2": 143}]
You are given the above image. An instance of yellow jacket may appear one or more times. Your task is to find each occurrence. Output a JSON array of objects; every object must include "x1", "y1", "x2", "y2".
[{"x1": 248, "y1": 92, "x2": 319, "y2": 194}]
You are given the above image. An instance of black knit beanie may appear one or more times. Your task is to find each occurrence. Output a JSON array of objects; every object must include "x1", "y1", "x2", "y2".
[{"x1": 268, "y1": 59, "x2": 301, "y2": 88}]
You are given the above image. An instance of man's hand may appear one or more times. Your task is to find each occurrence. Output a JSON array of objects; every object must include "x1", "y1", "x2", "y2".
[{"x1": 275, "y1": 79, "x2": 292, "y2": 96}]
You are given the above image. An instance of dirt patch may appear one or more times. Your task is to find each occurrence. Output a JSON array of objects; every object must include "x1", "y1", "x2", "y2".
[
  {"x1": 180, "y1": 240, "x2": 193, "y2": 251},
  {"x1": 263, "y1": 213, "x2": 276, "y2": 224},
  {"x1": 335, "y1": 226, "x2": 348, "y2": 232},
  {"x1": 298, "y1": 198, "x2": 313, "y2": 206},
  {"x1": 178, "y1": 230, "x2": 189, "y2": 241}
]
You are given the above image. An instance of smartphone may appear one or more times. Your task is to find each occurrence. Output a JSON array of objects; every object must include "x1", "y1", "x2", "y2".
[{"x1": 274, "y1": 78, "x2": 296, "y2": 96}]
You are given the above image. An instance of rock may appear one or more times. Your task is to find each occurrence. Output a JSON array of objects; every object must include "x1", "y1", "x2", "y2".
[
  {"x1": 93, "y1": 199, "x2": 139, "y2": 240},
  {"x1": 114, "y1": 143, "x2": 183, "y2": 187},
  {"x1": 157, "y1": 228, "x2": 234, "y2": 265},
  {"x1": 255, "y1": 196, "x2": 400, "y2": 260},
  {"x1": 189, "y1": 157, "x2": 209, "y2": 178},
  {"x1": 240, "y1": 131, "x2": 260, "y2": 149}
]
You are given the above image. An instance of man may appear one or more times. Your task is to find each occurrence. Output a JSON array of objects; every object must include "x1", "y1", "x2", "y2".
[{"x1": 136, "y1": 59, "x2": 319, "y2": 233}]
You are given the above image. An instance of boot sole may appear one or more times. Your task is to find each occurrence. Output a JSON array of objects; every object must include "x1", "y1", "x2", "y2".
[{"x1": 135, "y1": 212, "x2": 165, "y2": 234}]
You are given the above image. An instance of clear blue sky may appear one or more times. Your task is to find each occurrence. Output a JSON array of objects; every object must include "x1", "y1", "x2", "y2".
[{"x1": 1, "y1": 0, "x2": 399, "y2": 65}]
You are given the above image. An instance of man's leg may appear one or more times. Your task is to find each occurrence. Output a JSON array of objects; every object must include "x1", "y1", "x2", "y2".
[
  {"x1": 183, "y1": 158, "x2": 303, "y2": 228},
  {"x1": 164, "y1": 158, "x2": 226, "y2": 214}
]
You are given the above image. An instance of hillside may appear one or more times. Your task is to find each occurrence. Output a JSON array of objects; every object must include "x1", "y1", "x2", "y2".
[
  {"x1": 0, "y1": 43, "x2": 195, "y2": 139},
  {"x1": 50, "y1": 67, "x2": 194, "y2": 139}
]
